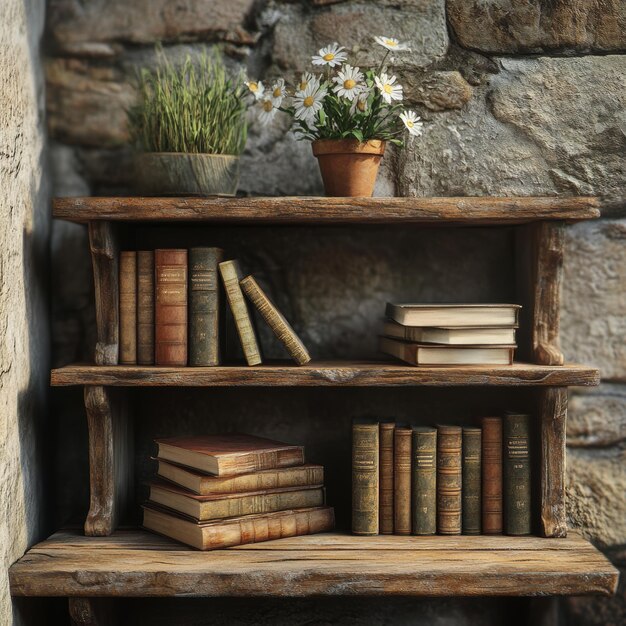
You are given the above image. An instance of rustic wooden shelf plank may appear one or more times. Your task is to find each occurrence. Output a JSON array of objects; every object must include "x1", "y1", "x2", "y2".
[
  {"x1": 50, "y1": 361, "x2": 600, "y2": 388},
  {"x1": 10, "y1": 530, "x2": 618, "y2": 598},
  {"x1": 52, "y1": 196, "x2": 600, "y2": 225}
]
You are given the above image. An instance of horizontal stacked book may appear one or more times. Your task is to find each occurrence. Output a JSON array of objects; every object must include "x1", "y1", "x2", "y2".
[
  {"x1": 119, "y1": 249, "x2": 310, "y2": 368},
  {"x1": 143, "y1": 434, "x2": 334, "y2": 550},
  {"x1": 379, "y1": 303, "x2": 521, "y2": 366},
  {"x1": 352, "y1": 414, "x2": 531, "y2": 536}
]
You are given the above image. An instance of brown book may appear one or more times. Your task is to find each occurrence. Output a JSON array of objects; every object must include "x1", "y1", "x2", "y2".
[
  {"x1": 393, "y1": 425, "x2": 412, "y2": 535},
  {"x1": 156, "y1": 460, "x2": 323, "y2": 496},
  {"x1": 137, "y1": 250, "x2": 154, "y2": 365},
  {"x1": 379, "y1": 421, "x2": 395, "y2": 534},
  {"x1": 504, "y1": 412, "x2": 532, "y2": 536},
  {"x1": 411, "y1": 426, "x2": 437, "y2": 535},
  {"x1": 119, "y1": 251, "x2": 137, "y2": 364},
  {"x1": 240, "y1": 275, "x2": 311, "y2": 365},
  {"x1": 219, "y1": 260, "x2": 261, "y2": 366},
  {"x1": 148, "y1": 482, "x2": 324, "y2": 521},
  {"x1": 352, "y1": 419, "x2": 379, "y2": 536},
  {"x1": 462, "y1": 427, "x2": 482, "y2": 535},
  {"x1": 155, "y1": 434, "x2": 304, "y2": 477},
  {"x1": 143, "y1": 504, "x2": 335, "y2": 551},
  {"x1": 437, "y1": 425, "x2": 462, "y2": 535},
  {"x1": 482, "y1": 416, "x2": 503, "y2": 534},
  {"x1": 155, "y1": 249, "x2": 188, "y2": 366}
]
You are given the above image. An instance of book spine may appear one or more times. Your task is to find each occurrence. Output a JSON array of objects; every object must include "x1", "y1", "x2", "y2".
[
  {"x1": 437, "y1": 425, "x2": 462, "y2": 535},
  {"x1": 155, "y1": 249, "x2": 188, "y2": 366},
  {"x1": 411, "y1": 428, "x2": 437, "y2": 535},
  {"x1": 393, "y1": 427, "x2": 412, "y2": 535},
  {"x1": 218, "y1": 447, "x2": 305, "y2": 476},
  {"x1": 212, "y1": 466, "x2": 325, "y2": 495},
  {"x1": 119, "y1": 251, "x2": 137, "y2": 364},
  {"x1": 189, "y1": 248, "x2": 223, "y2": 366},
  {"x1": 352, "y1": 422, "x2": 379, "y2": 535},
  {"x1": 137, "y1": 251, "x2": 154, "y2": 365},
  {"x1": 462, "y1": 428, "x2": 482, "y2": 535},
  {"x1": 504, "y1": 413, "x2": 532, "y2": 535},
  {"x1": 379, "y1": 422, "x2": 395, "y2": 534},
  {"x1": 218, "y1": 260, "x2": 262, "y2": 366},
  {"x1": 482, "y1": 417, "x2": 503, "y2": 534},
  {"x1": 240, "y1": 275, "x2": 311, "y2": 365}
]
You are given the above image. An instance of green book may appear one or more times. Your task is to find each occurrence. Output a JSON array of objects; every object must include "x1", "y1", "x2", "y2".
[
  {"x1": 411, "y1": 427, "x2": 437, "y2": 535},
  {"x1": 462, "y1": 427, "x2": 482, "y2": 535},
  {"x1": 504, "y1": 412, "x2": 532, "y2": 536}
]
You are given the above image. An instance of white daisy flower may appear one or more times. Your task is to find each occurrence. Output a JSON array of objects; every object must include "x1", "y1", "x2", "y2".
[
  {"x1": 349, "y1": 88, "x2": 370, "y2": 115},
  {"x1": 270, "y1": 78, "x2": 287, "y2": 106},
  {"x1": 297, "y1": 71, "x2": 318, "y2": 92},
  {"x1": 258, "y1": 96, "x2": 278, "y2": 126},
  {"x1": 332, "y1": 64, "x2": 364, "y2": 101},
  {"x1": 375, "y1": 72, "x2": 403, "y2": 104},
  {"x1": 312, "y1": 42, "x2": 347, "y2": 67},
  {"x1": 400, "y1": 110, "x2": 423, "y2": 136},
  {"x1": 293, "y1": 81, "x2": 327, "y2": 125},
  {"x1": 374, "y1": 36, "x2": 411, "y2": 52},
  {"x1": 245, "y1": 80, "x2": 265, "y2": 100}
]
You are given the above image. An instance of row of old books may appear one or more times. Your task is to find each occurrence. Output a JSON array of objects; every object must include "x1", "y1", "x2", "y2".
[
  {"x1": 142, "y1": 434, "x2": 334, "y2": 550},
  {"x1": 352, "y1": 413, "x2": 531, "y2": 536},
  {"x1": 119, "y1": 248, "x2": 310, "y2": 367},
  {"x1": 378, "y1": 303, "x2": 521, "y2": 366}
]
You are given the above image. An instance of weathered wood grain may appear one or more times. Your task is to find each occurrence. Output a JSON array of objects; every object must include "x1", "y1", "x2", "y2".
[
  {"x1": 84, "y1": 386, "x2": 132, "y2": 537},
  {"x1": 10, "y1": 530, "x2": 618, "y2": 598},
  {"x1": 539, "y1": 387, "x2": 568, "y2": 538},
  {"x1": 88, "y1": 222, "x2": 119, "y2": 365},
  {"x1": 69, "y1": 597, "x2": 117, "y2": 626},
  {"x1": 50, "y1": 361, "x2": 599, "y2": 388},
  {"x1": 53, "y1": 196, "x2": 600, "y2": 224}
]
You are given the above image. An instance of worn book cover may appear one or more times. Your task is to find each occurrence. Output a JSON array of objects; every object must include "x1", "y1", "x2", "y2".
[
  {"x1": 119, "y1": 250, "x2": 137, "y2": 364},
  {"x1": 462, "y1": 427, "x2": 482, "y2": 535},
  {"x1": 482, "y1": 417, "x2": 503, "y2": 534},
  {"x1": 379, "y1": 421, "x2": 395, "y2": 534},
  {"x1": 393, "y1": 425, "x2": 412, "y2": 535},
  {"x1": 137, "y1": 250, "x2": 154, "y2": 365},
  {"x1": 352, "y1": 419, "x2": 379, "y2": 536},
  {"x1": 504, "y1": 412, "x2": 531, "y2": 536},
  {"x1": 411, "y1": 427, "x2": 437, "y2": 535},
  {"x1": 437, "y1": 425, "x2": 462, "y2": 535}
]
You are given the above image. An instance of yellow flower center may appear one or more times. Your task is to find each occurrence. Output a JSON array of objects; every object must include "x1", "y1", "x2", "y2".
[
  {"x1": 384, "y1": 84, "x2": 393, "y2": 94},
  {"x1": 385, "y1": 39, "x2": 397, "y2": 47},
  {"x1": 303, "y1": 95, "x2": 315, "y2": 107},
  {"x1": 263, "y1": 100, "x2": 273, "y2": 112},
  {"x1": 406, "y1": 120, "x2": 414, "y2": 127},
  {"x1": 249, "y1": 83, "x2": 258, "y2": 92},
  {"x1": 357, "y1": 99, "x2": 367, "y2": 111},
  {"x1": 323, "y1": 53, "x2": 335, "y2": 61},
  {"x1": 299, "y1": 81, "x2": 307, "y2": 91},
  {"x1": 343, "y1": 79, "x2": 356, "y2": 90},
  {"x1": 273, "y1": 87, "x2": 282, "y2": 98}
]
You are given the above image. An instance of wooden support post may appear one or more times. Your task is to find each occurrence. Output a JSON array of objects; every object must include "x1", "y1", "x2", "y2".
[
  {"x1": 515, "y1": 221, "x2": 565, "y2": 365},
  {"x1": 539, "y1": 387, "x2": 568, "y2": 538},
  {"x1": 69, "y1": 598, "x2": 117, "y2": 626},
  {"x1": 84, "y1": 386, "x2": 132, "y2": 536},
  {"x1": 88, "y1": 221, "x2": 119, "y2": 365}
]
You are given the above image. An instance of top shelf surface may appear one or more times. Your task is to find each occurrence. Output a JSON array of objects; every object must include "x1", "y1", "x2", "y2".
[{"x1": 53, "y1": 196, "x2": 600, "y2": 225}]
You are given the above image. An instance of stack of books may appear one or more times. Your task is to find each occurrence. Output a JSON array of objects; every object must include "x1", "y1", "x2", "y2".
[
  {"x1": 118, "y1": 248, "x2": 310, "y2": 367},
  {"x1": 378, "y1": 303, "x2": 521, "y2": 366},
  {"x1": 352, "y1": 414, "x2": 531, "y2": 536},
  {"x1": 143, "y1": 433, "x2": 334, "y2": 550}
]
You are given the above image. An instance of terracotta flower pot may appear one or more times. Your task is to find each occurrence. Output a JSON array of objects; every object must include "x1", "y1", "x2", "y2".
[{"x1": 312, "y1": 139, "x2": 386, "y2": 197}]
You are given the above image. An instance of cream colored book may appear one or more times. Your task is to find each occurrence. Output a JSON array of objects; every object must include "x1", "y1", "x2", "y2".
[
  {"x1": 382, "y1": 320, "x2": 516, "y2": 345},
  {"x1": 219, "y1": 260, "x2": 261, "y2": 366},
  {"x1": 385, "y1": 303, "x2": 521, "y2": 328},
  {"x1": 378, "y1": 336, "x2": 515, "y2": 366},
  {"x1": 240, "y1": 275, "x2": 311, "y2": 365}
]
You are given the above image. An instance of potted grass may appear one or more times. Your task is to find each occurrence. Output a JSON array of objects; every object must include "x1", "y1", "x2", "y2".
[
  {"x1": 247, "y1": 36, "x2": 423, "y2": 197},
  {"x1": 128, "y1": 49, "x2": 247, "y2": 197}
]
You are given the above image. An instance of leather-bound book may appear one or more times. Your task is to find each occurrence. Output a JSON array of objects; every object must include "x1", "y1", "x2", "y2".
[
  {"x1": 155, "y1": 249, "x2": 188, "y2": 366},
  {"x1": 411, "y1": 426, "x2": 437, "y2": 535},
  {"x1": 462, "y1": 427, "x2": 482, "y2": 535},
  {"x1": 437, "y1": 425, "x2": 462, "y2": 535},
  {"x1": 189, "y1": 247, "x2": 224, "y2": 366},
  {"x1": 482, "y1": 416, "x2": 503, "y2": 534},
  {"x1": 352, "y1": 419, "x2": 379, "y2": 535},
  {"x1": 143, "y1": 505, "x2": 335, "y2": 551},
  {"x1": 240, "y1": 275, "x2": 311, "y2": 365},
  {"x1": 504, "y1": 412, "x2": 532, "y2": 536},
  {"x1": 137, "y1": 250, "x2": 154, "y2": 365},
  {"x1": 379, "y1": 421, "x2": 395, "y2": 534},
  {"x1": 393, "y1": 425, "x2": 412, "y2": 536},
  {"x1": 218, "y1": 260, "x2": 261, "y2": 366},
  {"x1": 119, "y1": 251, "x2": 137, "y2": 364}
]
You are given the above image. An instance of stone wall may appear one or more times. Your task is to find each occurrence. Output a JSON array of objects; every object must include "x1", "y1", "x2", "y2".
[
  {"x1": 0, "y1": 1, "x2": 51, "y2": 624},
  {"x1": 45, "y1": 0, "x2": 626, "y2": 624}
]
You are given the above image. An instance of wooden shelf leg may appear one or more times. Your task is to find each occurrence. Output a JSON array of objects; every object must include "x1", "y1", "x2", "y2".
[
  {"x1": 88, "y1": 221, "x2": 119, "y2": 365},
  {"x1": 69, "y1": 598, "x2": 117, "y2": 626},
  {"x1": 539, "y1": 387, "x2": 568, "y2": 538},
  {"x1": 84, "y1": 385, "x2": 132, "y2": 536},
  {"x1": 515, "y1": 221, "x2": 565, "y2": 365}
]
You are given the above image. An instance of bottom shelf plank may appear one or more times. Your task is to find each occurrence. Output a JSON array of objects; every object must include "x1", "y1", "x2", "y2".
[{"x1": 10, "y1": 530, "x2": 618, "y2": 598}]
